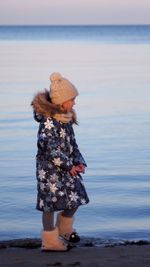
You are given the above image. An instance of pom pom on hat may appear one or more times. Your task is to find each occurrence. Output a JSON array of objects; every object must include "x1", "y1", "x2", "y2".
[
  {"x1": 50, "y1": 72, "x2": 62, "y2": 82},
  {"x1": 49, "y1": 72, "x2": 79, "y2": 105}
]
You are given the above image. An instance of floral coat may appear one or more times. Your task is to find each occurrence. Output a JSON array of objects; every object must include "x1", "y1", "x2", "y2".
[{"x1": 31, "y1": 91, "x2": 89, "y2": 212}]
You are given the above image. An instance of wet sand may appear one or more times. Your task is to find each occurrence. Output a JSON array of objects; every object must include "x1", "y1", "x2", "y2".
[{"x1": 0, "y1": 239, "x2": 150, "y2": 267}]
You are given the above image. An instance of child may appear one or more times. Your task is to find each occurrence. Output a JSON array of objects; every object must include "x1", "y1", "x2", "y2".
[{"x1": 31, "y1": 72, "x2": 89, "y2": 251}]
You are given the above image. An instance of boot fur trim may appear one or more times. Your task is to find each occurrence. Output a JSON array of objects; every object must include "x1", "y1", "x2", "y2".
[{"x1": 41, "y1": 227, "x2": 68, "y2": 251}]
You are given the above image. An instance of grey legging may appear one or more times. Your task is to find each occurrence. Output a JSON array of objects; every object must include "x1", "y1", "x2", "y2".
[{"x1": 42, "y1": 207, "x2": 78, "y2": 231}]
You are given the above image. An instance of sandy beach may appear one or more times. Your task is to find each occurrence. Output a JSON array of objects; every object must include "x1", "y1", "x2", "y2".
[{"x1": 0, "y1": 239, "x2": 150, "y2": 267}]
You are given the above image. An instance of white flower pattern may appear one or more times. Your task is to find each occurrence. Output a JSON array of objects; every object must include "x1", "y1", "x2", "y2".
[
  {"x1": 49, "y1": 183, "x2": 58, "y2": 193},
  {"x1": 59, "y1": 191, "x2": 65, "y2": 196},
  {"x1": 60, "y1": 128, "x2": 66, "y2": 138},
  {"x1": 39, "y1": 199, "x2": 44, "y2": 208},
  {"x1": 69, "y1": 192, "x2": 79, "y2": 202},
  {"x1": 44, "y1": 119, "x2": 54, "y2": 130},
  {"x1": 40, "y1": 183, "x2": 45, "y2": 191},
  {"x1": 50, "y1": 173, "x2": 59, "y2": 182},
  {"x1": 38, "y1": 169, "x2": 46, "y2": 181},
  {"x1": 53, "y1": 158, "x2": 63, "y2": 166},
  {"x1": 81, "y1": 199, "x2": 86, "y2": 204},
  {"x1": 52, "y1": 197, "x2": 57, "y2": 202}
]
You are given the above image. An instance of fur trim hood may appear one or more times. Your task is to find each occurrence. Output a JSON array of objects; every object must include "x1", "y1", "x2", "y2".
[{"x1": 31, "y1": 89, "x2": 77, "y2": 124}]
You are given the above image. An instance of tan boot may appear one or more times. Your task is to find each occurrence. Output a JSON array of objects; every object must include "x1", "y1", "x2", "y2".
[
  {"x1": 56, "y1": 212, "x2": 80, "y2": 243},
  {"x1": 41, "y1": 227, "x2": 69, "y2": 251}
]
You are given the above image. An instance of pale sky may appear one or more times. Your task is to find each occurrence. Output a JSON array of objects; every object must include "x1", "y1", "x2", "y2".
[{"x1": 0, "y1": 0, "x2": 150, "y2": 25}]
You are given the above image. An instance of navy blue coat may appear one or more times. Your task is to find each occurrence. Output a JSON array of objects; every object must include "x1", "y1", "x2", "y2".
[{"x1": 32, "y1": 91, "x2": 89, "y2": 212}]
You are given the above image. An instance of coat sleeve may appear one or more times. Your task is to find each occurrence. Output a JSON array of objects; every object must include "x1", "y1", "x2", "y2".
[
  {"x1": 37, "y1": 119, "x2": 73, "y2": 171},
  {"x1": 70, "y1": 127, "x2": 87, "y2": 167}
]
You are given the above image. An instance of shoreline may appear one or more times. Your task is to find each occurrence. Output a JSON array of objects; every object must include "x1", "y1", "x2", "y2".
[{"x1": 1, "y1": 237, "x2": 150, "y2": 249}]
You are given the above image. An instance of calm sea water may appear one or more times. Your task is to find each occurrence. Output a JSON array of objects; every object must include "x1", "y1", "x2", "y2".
[{"x1": 0, "y1": 26, "x2": 150, "y2": 242}]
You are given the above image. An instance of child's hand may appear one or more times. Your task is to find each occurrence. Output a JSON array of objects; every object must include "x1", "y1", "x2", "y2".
[
  {"x1": 70, "y1": 164, "x2": 86, "y2": 177},
  {"x1": 70, "y1": 166, "x2": 79, "y2": 177},
  {"x1": 75, "y1": 164, "x2": 85, "y2": 174}
]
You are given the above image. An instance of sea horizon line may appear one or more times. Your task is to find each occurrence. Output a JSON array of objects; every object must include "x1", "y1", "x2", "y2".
[{"x1": 0, "y1": 24, "x2": 150, "y2": 27}]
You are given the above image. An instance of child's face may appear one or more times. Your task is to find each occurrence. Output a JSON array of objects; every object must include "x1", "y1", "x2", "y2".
[{"x1": 62, "y1": 97, "x2": 76, "y2": 112}]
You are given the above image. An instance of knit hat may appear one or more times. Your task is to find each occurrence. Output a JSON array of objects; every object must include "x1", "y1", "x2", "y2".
[{"x1": 49, "y1": 72, "x2": 79, "y2": 105}]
